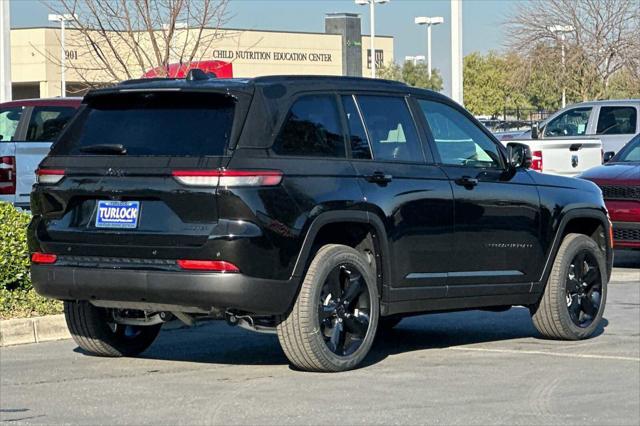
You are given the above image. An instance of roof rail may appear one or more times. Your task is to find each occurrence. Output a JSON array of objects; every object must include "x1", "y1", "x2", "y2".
[{"x1": 119, "y1": 77, "x2": 180, "y2": 86}]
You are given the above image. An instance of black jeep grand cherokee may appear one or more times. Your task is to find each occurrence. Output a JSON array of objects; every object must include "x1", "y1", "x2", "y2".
[{"x1": 29, "y1": 75, "x2": 613, "y2": 372}]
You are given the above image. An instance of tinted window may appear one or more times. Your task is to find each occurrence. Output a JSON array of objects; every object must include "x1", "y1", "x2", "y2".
[
  {"x1": 273, "y1": 95, "x2": 345, "y2": 157},
  {"x1": 596, "y1": 106, "x2": 637, "y2": 135},
  {"x1": 419, "y1": 100, "x2": 502, "y2": 168},
  {"x1": 0, "y1": 107, "x2": 23, "y2": 142},
  {"x1": 51, "y1": 92, "x2": 235, "y2": 156},
  {"x1": 356, "y1": 96, "x2": 423, "y2": 162},
  {"x1": 341, "y1": 95, "x2": 371, "y2": 159},
  {"x1": 543, "y1": 107, "x2": 592, "y2": 137},
  {"x1": 26, "y1": 106, "x2": 77, "y2": 141}
]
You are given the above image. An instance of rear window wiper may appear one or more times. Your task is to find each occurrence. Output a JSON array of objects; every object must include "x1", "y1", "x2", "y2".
[{"x1": 79, "y1": 144, "x2": 127, "y2": 155}]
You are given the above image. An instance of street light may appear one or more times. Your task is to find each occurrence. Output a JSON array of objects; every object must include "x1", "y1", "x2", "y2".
[
  {"x1": 48, "y1": 13, "x2": 76, "y2": 98},
  {"x1": 548, "y1": 24, "x2": 574, "y2": 108},
  {"x1": 355, "y1": 0, "x2": 390, "y2": 78},
  {"x1": 414, "y1": 16, "x2": 444, "y2": 80}
]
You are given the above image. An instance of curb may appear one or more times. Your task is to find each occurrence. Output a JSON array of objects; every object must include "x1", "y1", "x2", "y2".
[
  {"x1": 0, "y1": 314, "x2": 70, "y2": 347},
  {"x1": 0, "y1": 314, "x2": 191, "y2": 348}
]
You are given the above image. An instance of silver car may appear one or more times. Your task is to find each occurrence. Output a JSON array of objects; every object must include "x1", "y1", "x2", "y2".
[{"x1": 526, "y1": 99, "x2": 640, "y2": 154}]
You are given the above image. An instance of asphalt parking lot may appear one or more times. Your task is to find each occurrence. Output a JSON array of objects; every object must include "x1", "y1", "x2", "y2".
[{"x1": 1, "y1": 252, "x2": 638, "y2": 425}]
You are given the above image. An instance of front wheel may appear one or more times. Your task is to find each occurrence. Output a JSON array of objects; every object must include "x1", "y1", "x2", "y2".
[
  {"x1": 277, "y1": 244, "x2": 380, "y2": 372},
  {"x1": 530, "y1": 233, "x2": 607, "y2": 340},
  {"x1": 64, "y1": 301, "x2": 162, "y2": 357}
]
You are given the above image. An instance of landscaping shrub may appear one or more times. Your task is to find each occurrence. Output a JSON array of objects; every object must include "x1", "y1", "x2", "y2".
[{"x1": 0, "y1": 202, "x2": 62, "y2": 319}]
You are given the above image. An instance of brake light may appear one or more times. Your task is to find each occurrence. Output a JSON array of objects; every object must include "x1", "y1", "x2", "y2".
[
  {"x1": 36, "y1": 169, "x2": 65, "y2": 185},
  {"x1": 531, "y1": 150, "x2": 543, "y2": 171},
  {"x1": 31, "y1": 252, "x2": 58, "y2": 264},
  {"x1": 0, "y1": 156, "x2": 16, "y2": 195},
  {"x1": 177, "y1": 259, "x2": 240, "y2": 272},
  {"x1": 172, "y1": 170, "x2": 283, "y2": 187}
]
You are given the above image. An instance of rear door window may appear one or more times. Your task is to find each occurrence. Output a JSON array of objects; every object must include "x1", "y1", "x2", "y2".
[
  {"x1": 0, "y1": 107, "x2": 23, "y2": 142},
  {"x1": 356, "y1": 95, "x2": 423, "y2": 163},
  {"x1": 596, "y1": 106, "x2": 637, "y2": 135},
  {"x1": 26, "y1": 106, "x2": 77, "y2": 141},
  {"x1": 273, "y1": 95, "x2": 346, "y2": 157},
  {"x1": 51, "y1": 92, "x2": 235, "y2": 156}
]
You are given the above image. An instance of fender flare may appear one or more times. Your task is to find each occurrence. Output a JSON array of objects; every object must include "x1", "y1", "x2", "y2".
[
  {"x1": 290, "y1": 210, "x2": 392, "y2": 294},
  {"x1": 536, "y1": 207, "x2": 612, "y2": 291}
]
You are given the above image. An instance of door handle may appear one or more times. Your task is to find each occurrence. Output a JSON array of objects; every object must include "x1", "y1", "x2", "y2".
[
  {"x1": 455, "y1": 176, "x2": 479, "y2": 187},
  {"x1": 365, "y1": 171, "x2": 393, "y2": 184}
]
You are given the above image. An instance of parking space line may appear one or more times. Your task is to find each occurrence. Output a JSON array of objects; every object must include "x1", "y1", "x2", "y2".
[{"x1": 447, "y1": 346, "x2": 640, "y2": 362}]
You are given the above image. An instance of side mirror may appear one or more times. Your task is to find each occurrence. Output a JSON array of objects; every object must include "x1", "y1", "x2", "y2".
[
  {"x1": 531, "y1": 123, "x2": 539, "y2": 139},
  {"x1": 507, "y1": 142, "x2": 533, "y2": 169},
  {"x1": 603, "y1": 151, "x2": 615, "y2": 163}
]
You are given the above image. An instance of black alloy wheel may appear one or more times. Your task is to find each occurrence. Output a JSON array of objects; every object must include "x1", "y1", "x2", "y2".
[
  {"x1": 565, "y1": 250, "x2": 603, "y2": 328},
  {"x1": 319, "y1": 264, "x2": 371, "y2": 356}
]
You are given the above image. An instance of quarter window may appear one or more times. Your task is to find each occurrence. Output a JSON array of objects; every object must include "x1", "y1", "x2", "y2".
[
  {"x1": 356, "y1": 95, "x2": 423, "y2": 162},
  {"x1": 26, "y1": 106, "x2": 77, "y2": 141},
  {"x1": 418, "y1": 100, "x2": 502, "y2": 168},
  {"x1": 543, "y1": 107, "x2": 592, "y2": 137},
  {"x1": 596, "y1": 107, "x2": 637, "y2": 135},
  {"x1": 273, "y1": 95, "x2": 345, "y2": 157},
  {"x1": 341, "y1": 95, "x2": 371, "y2": 160}
]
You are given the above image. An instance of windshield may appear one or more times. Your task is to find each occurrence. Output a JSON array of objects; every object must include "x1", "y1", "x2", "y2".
[
  {"x1": 0, "y1": 107, "x2": 23, "y2": 142},
  {"x1": 612, "y1": 134, "x2": 640, "y2": 162},
  {"x1": 50, "y1": 92, "x2": 235, "y2": 156}
]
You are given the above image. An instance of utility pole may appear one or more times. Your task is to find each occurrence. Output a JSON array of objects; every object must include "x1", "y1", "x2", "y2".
[
  {"x1": 450, "y1": 0, "x2": 463, "y2": 105},
  {"x1": 0, "y1": 0, "x2": 12, "y2": 102}
]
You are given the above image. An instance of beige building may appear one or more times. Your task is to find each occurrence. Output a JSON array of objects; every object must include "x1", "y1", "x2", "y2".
[{"x1": 8, "y1": 13, "x2": 393, "y2": 100}]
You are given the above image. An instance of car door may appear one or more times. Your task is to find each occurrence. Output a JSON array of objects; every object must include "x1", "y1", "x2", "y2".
[
  {"x1": 417, "y1": 99, "x2": 542, "y2": 296},
  {"x1": 344, "y1": 93, "x2": 454, "y2": 302},
  {"x1": 14, "y1": 105, "x2": 77, "y2": 208},
  {"x1": 593, "y1": 105, "x2": 639, "y2": 154}
]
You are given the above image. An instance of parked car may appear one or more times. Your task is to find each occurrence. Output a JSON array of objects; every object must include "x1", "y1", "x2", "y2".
[
  {"x1": 523, "y1": 99, "x2": 640, "y2": 153},
  {"x1": 0, "y1": 97, "x2": 82, "y2": 208},
  {"x1": 502, "y1": 135, "x2": 602, "y2": 177},
  {"x1": 29, "y1": 74, "x2": 612, "y2": 372},
  {"x1": 579, "y1": 134, "x2": 640, "y2": 250}
]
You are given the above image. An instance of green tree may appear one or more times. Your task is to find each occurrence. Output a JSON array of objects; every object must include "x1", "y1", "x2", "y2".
[
  {"x1": 378, "y1": 61, "x2": 443, "y2": 91},
  {"x1": 463, "y1": 52, "x2": 511, "y2": 116}
]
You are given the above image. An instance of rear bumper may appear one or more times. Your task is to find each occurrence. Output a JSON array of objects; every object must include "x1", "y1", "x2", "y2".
[{"x1": 31, "y1": 265, "x2": 299, "y2": 315}]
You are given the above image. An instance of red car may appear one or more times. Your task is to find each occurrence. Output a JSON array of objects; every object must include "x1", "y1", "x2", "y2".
[
  {"x1": 142, "y1": 60, "x2": 233, "y2": 79},
  {"x1": 579, "y1": 134, "x2": 640, "y2": 249}
]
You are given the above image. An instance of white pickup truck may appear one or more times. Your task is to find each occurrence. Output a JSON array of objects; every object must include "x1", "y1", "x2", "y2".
[
  {"x1": 503, "y1": 137, "x2": 602, "y2": 177},
  {"x1": 0, "y1": 98, "x2": 81, "y2": 209}
]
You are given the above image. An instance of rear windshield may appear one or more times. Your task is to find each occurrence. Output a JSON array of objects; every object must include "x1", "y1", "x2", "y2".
[{"x1": 51, "y1": 92, "x2": 235, "y2": 156}]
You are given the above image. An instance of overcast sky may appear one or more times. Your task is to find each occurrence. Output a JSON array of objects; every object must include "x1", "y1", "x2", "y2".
[{"x1": 10, "y1": 0, "x2": 515, "y2": 96}]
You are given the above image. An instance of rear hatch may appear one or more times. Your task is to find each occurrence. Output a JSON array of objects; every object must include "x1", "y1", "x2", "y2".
[{"x1": 31, "y1": 89, "x2": 250, "y2": 259}]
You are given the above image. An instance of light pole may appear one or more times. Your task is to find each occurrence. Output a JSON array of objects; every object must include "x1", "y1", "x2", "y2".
[
  {"x1": 1, "y1": 0, "x2": 11, "y2": 102},
  {"x1": 48, "y1": 13, "x2": 76, "y2": 97},
  {"x1": 355, "y1": 0, "x2": 389, "y2": 78},
  {"x1": 405, "y1": 55, "x2": 426, "y2": 66},
  {"x1": 414, "y1": 16, "x2": 443, "y2": 80},
  {"x1": 548, "y1": 24, "x2": 574, "y2": 108}
]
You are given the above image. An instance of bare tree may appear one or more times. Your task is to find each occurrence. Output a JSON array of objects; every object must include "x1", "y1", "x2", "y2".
[
  {"x1": 505, "y1": 0, "x2": 640, "y2": 100},
  {"x1": 45, "y1": 0, "x2": 230, "y2": 89}
]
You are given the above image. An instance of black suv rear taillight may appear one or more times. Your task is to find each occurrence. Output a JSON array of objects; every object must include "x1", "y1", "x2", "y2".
[{"x1": 0, "y1": 156, "x2": 16, "y2": 195}]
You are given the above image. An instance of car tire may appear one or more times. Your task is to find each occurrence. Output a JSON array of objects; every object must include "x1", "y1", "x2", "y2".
[
  {"x1": 64, "y1": 301, "x2": 162, "y2": 357},
  {"x1": 530, "y1": 233, "x2": 607, "y2": 340},
  {"x1": 277, "y1": 244, "x2": 379, "y2": 372}
]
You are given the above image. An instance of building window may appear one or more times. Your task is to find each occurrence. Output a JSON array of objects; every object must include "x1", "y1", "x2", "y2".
[{"x1": 367, "y1": 49, "x2": 384, "y2": 69}]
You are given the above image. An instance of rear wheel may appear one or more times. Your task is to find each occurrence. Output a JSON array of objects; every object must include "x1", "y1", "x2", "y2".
[
  {"x1": 530, "y1": 233, "x2": 607, "y2": 340},
  {"x1": 64, "y1": 301, "x2": 161, "y2": 357},
  {"x1": 277, "y1": 244, "x2": 379, "y2": 372}
]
